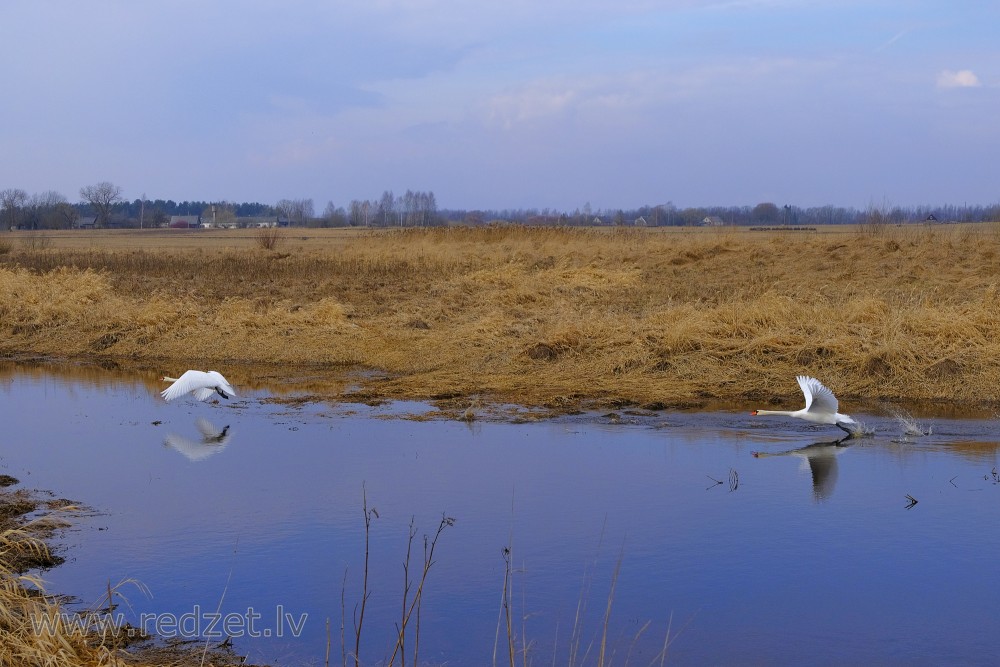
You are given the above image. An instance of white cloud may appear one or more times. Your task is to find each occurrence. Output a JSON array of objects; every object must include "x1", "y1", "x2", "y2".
[{"x1": 937, "y1": 69, "x2": 981, "y2": 88}]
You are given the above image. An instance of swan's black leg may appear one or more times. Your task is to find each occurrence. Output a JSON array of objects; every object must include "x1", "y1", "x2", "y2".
[{"x1": 836, "y1": 422, "x2": 855, "y2": 438}]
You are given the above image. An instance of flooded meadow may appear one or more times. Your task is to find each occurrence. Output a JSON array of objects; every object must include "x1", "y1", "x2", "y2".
[{"x1": 2, "y1": 364, "x2": 1000, "y2": 665}]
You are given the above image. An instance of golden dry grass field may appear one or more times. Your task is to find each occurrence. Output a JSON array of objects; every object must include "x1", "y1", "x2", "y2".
[{"x1": 2, "y1": 223, "x2": 1000, "y2": 413}]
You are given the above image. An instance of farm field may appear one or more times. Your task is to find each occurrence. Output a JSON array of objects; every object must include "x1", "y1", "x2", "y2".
[{"x1": 1, "y1": 223, "x2": 999, "y2": 412}]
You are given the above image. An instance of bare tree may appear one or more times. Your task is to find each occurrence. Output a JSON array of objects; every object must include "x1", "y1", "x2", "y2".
[
  {"x1": 26, "y1": 190, "x2": 69, "y2": 229},
  {"x1": 348, "y1": 199, "x2": 365, "y2": 227},
  {"x1": 275, "y1": 199, "x2": 294, "y2": 224},
  {"x1": 0, "y1": 188, "x2": 28, "y2": 230},
  {"x1": 80, "y1": 181, "x2": 123, "y2": 228},
  {"x1": 275, "y1": 198, "x2": 314, "y2": 226},
  {"x1": 56, "y1": 202, "x2": 79, "y2": 229},
  {"x1": 401, "y1": 190, "x2": 416, "y2": 225},
  {"x1": 322, "y1": 201, "x2": 347, "y2": 227},
  {"x1": 379, "y1": 190, "x2": 395, "y2": 227},
  {"x1": 422, "y1": 191, "x2": 437, "y2": 225}
]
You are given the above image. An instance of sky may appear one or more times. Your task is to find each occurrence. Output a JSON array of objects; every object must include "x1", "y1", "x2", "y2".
[{"x1": 0, "y1": 1, "x2": 997, "y2": 212}]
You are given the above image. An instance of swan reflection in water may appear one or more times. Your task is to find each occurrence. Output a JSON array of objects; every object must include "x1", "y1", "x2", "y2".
[
  {"x1": 164, "y1": 418, "x2": 232, "y2": 462},
  {"x1": 752, "y1": 438, "x2": 853, "y2": 501}
]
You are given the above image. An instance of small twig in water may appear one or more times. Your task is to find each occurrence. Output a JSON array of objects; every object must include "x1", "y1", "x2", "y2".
[
  {"x1": 705, "y1": 475, "x2": 723, "y2": 490},
  {"x1": 904, "y1": 494, "x2": 918, "y2": 509},
  {"x1": 341, "y1": 570, "x2": 347, "y2": 667},
  {"x1": 201, "y1": 536, "x2": 239, "y2": 667},
  {"x1": 354, "y1": 484, "x2": 377, "y2": 667},
  {"x1": 388, "y1": 513, "x2": 455, "y2": 667}
]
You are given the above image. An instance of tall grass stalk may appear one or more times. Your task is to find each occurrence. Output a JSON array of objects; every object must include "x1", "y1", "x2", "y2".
[
  {"x1": 597, "y1": 546, "x2": 624, "y2": 667},
  {"x1": 341, "y1": 486, "x2": 453, "y2": 667},
  {"x1": 495, "y1": 543, "x2": 516, "y2": 667},
  {"x1": 201, "y1": 536, "x2": 240, "y2": 667},
  {"x1": 496, "y1": 533, "x2": 674, "y2": 667},
  {"x1": 388, "y1": 513, "x2": 455, "y2": 666},
  {"x1": 352, "y1": 485, "x2": 376, "y2": 667}
]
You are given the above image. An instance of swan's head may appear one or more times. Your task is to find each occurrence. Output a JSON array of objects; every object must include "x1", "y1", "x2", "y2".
[
  {"x1": 751, "y1": 410, "x2": 759, "y2": 416},
  {"x1": 751, "y1": 451, "x2": 761, "y2": 457}
]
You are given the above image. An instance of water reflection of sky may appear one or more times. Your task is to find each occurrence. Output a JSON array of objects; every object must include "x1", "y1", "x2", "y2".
[{"x1": 2, "y1": 365, "x2": 1000, "y2": 666}]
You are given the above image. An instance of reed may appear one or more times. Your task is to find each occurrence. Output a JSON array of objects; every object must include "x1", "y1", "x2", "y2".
[
  {"x1": 340, "y1": 487, "x2": 454, "y2": 667},
  {"x1": 3, "y1": 225, "x2": 1000, "y2": 409},
  {"x1": 496, "y1": 533, "x2": 675, "y2": 667}
]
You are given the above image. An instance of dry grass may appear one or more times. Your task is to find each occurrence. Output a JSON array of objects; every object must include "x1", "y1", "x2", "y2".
[{"x1": 2, "y1": 224, "x2": 1000, "y2": 409}]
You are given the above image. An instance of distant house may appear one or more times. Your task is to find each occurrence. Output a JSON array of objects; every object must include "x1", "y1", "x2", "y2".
[
  {"x1": 73, "y1": 216, "x2": 97, "y2": 229},
  {"x1": 169, "y1": 215, "x2": 201, "y2": 229},
  {"x1": 702, "y1": 216, "x2": 725, "y2": 226},
  {"x1": 592, "y1": 216, "x2": 603, "y2": 225},
  {"x1": 203, "y1": 219, "x2": 239, "y2": 229},
  {"x1": 633, "y1": 216, "x2": 649, "y2": 226},
  {"x1": 234, "y1": 216, "x2": 282, "y2": 228}
]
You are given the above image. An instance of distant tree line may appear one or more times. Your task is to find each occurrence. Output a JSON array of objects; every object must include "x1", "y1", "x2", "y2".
[
  {"x1": 438, "y1": 201, "x2": 1000, "y2": 227},
  {"x1": 2, "y1": 181, "x2": 998, "y2": 230},
  {"x1": 0, "y1": 183, "x2": 279, "y2": 230}
]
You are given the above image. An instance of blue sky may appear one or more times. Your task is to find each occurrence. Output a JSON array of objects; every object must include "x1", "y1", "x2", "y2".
[{"x1": 0, "y1": 1, "x2": 996, "y2": 211}]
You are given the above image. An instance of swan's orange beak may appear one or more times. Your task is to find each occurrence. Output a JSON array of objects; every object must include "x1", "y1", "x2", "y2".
[{"x1": 751, "y1": 410, "x2": 759, "y2": 416}]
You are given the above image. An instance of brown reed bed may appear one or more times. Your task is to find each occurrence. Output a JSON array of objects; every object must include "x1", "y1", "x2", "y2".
[{"x1": 2, "y1": 224, "x2": 1000, "y2": 411}]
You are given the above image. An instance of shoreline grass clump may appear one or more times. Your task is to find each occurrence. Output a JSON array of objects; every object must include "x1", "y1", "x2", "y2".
[
  {"x1": 2, "y1": 224, "x2": 1000, "y2": 409},
  {"x1": 0, "y1": 480, "x2": 259, "y2": 667}
]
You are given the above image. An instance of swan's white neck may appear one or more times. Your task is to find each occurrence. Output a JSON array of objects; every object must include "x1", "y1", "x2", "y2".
[{"x1": 753, "y1": 409, "x2": 798, "y2": 417}]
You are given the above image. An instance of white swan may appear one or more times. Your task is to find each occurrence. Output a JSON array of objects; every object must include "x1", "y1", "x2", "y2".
[
  {"x1": 752, "y1": 375, "x2": 858, "y2": 435},
  {"x1": 161, "y1": 370, "x2": 236, "y2": 402}
]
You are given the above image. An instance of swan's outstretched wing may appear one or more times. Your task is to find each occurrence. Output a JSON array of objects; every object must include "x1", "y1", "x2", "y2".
[
  {"x1": 192, "y1": 387, "x2": 216, "y2": 401},
  {"x1": 161, "y1": 370, "x2": 210, "y2": 402},
  {"x1": 208, "y1": 371, "x2": 237, "y2": 399},
  {"x1": 797, "y1": 375, "x2": 839, "y2": 416}
]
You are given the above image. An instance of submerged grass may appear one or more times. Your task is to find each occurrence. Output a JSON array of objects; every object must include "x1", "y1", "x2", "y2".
[{"x1": 2, "y1": 225, "x2": 1000, "y2": 409}]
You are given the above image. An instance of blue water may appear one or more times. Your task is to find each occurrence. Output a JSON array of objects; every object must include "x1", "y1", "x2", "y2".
[{"x1": 2, "y1": 365, "x2": 999, "y2": 666}]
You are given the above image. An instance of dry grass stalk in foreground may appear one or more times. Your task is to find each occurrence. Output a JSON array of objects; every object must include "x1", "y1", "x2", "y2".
[
  {"x1": 2, "y1": 225, "x2": 1000, "y2": 408},
  {"x1": 496, "y1": 534, "x2": 675, "y2": 667},
  {"x1": 341, "y1": 488, "x2": 454, "y2": 667}
]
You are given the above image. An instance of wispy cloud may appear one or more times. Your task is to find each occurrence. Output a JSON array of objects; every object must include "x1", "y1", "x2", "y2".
[
  {"x1": 937, "y1": 69, "x2": 981, "y2": 88},
  {"x1": 876, "y1": 28, "x2": 911, "y2": 51}
]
